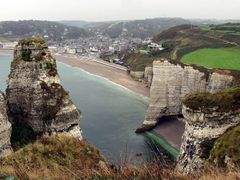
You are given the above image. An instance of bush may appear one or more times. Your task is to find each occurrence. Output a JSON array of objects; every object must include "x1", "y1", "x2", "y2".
[{"x1": 21, "y1": 50, "x2": 32, "y2": 61}]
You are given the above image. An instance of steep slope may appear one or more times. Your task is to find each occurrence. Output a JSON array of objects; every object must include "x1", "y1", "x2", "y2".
[
  {"x1": 6, "y1": 38, "x2": 82, "y2": 139},
  {"x1": 136, "y1": 59, "x2": 235, "y2": 132},
  {"x1": 177, "y1": 87, "x2": 240, "y2": 173},
  {"x1": 0, "y1": 136, "x2": 107, "y2": 179}
]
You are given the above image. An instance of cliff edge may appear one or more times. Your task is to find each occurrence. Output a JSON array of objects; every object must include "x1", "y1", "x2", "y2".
[
  {"x1": 176, "y1": 87, "x2": 240, "y2": 173},
  {"x1": 6, "y1": 38, "x2": 82, "y2": 139},
  {"x1": 136, "y1": 59, "x2": 234, "y2": 132}
]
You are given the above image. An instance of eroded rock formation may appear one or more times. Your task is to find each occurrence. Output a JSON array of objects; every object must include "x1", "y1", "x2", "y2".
[
  {"x1": 0, "y1": 92, "x2": 12, "y2": 155},
  {"x1": 136, "y1": 59, "x2": 234, "y2": 132},
  {"x1": 176, "y1": 87, "x2": 240, "y2": 173},
  {"x1": 6, "y1": 38, "x2": 82, "y2": 139}
]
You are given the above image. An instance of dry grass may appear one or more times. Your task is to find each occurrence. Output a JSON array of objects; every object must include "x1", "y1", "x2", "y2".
[{"x1": 0, "y1": 135, "x2": 239, "y2": 179}]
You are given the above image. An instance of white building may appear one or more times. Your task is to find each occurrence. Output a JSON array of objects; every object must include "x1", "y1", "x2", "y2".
[
  {"x1": 143, "y1": 38, "x2": 153, "y2": 45},
  {"x1": 148, "y1": 43, "x2": 164, "y2": 51},
  {"x1": 66, "y1": 47, "x2": 77, "y2": 54}
]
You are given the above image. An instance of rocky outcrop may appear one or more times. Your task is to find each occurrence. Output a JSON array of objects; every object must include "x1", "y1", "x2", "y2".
[
  {"x1": 136, "y1": 59, "x2": 234, "y2": 132},
  {"x1": 177, "y1": 105, "x2": 240, "y2": 173},
  {"x1": 129, "y1": 67, "x2": 153, "y2": 85},
  {"x1": 144, "y1": 66, "x2": 153, "y2": 86},
  {"x1": 6, "y1": 38, "x2": 82, "y2": 139},
  {"x1": 0, "y1": 92, "x2": 12, "y2": 155},
  {"x1": 176, "y1": 86, "x2": 240, "y2": 173},
  {"x1": 130, "y1": 71, "x2": 145, "y2": 80}
]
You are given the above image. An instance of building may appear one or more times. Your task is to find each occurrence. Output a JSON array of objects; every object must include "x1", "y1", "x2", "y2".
[{"x1": 148, "y1": 43, "x2": 164, "y2": 51}]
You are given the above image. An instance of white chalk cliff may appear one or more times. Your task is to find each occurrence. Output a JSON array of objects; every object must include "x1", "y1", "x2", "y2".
[{"x1": 136, "y1": 59, "x2": 234, "y2": 132}]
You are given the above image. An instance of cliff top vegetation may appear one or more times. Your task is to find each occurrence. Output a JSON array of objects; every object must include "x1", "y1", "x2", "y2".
[
  {"x1": 18, "y1": 37, "x2": 46, "y2": 46},
  {"x1": 183, "y1": 86, "x2": 240, "y2": 112}
]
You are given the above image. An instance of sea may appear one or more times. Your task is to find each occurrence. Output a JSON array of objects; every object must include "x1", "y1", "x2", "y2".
[{"x1": 0, "y1": 53, "x2": 156, "y2": 165}]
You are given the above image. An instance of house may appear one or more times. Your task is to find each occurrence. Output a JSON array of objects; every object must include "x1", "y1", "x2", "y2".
[
  {"x1": 66, "y1": 47, "x2": 77, "y2": 54},
  {"x1": 142, "y1": 38, "x2": 152, "y2": 45},
  {"x1": 148, "y1": 43, "x2": 164, "y2": 51}
]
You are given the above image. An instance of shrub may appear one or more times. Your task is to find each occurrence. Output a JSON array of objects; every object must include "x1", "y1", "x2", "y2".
[{"x1": 21, "y1": 50, "x2": 32, "y2": 61}]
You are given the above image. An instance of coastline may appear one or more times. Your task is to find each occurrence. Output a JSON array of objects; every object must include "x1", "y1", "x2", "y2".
[
  {"x1": 55, "y1": 54, "x2": 150, "y2": 98},
  {"x1": 0, "y1": 49, "x2": 150, "y2": 99}
]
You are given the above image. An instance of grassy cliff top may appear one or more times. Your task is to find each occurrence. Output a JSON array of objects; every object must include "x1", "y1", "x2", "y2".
[
  {"x1": 18, "y1": 37, "x2": 46, "y2": 46},
  {"x1": 183, "y1": 86, "x2": 240, "y2": 112},
  {"x1": 181, "y1": 48, "x2": 240, "y2": 71}
]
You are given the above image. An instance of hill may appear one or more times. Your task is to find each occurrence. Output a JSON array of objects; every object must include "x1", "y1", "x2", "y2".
[
  {"x1": 123, "y1": 23, "x2": 240, "y2": 72},
  {"x1": 60, "y1": 18, "x2": 240, "y2": 39},
  {"x1": 0, "y1": 20, "x2": 90, "y2": 41},
  {"x1": 153, "y1": 24, "x2": 240, "y2": 60},
  {"x1": 83, "y1": 18, "x2": 191, "y2": 39},
  {"x1": 60, "y1": 20, "x2": 89, "y2": 28}
]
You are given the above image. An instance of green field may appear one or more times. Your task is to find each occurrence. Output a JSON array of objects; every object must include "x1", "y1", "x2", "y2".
[{"x1": 181, "y1": 48, "x2": 240, "y2": 71}]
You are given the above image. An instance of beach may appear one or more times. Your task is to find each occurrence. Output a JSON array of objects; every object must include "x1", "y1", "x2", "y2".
[
  {"x1": 0, "y1": 49, "x2": 149, "y2": 98},
  {"x1": 55, "y1": 55, "x2": 150, "y2": 98}
]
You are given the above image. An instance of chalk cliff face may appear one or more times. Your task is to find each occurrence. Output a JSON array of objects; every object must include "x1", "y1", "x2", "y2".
[
  {"x1": 176, "y1": 105, "x2": 240, "y2": 174},
  {"x1": 0, "y1": 92, "x2": 12, "y2": 155},
  {"x1": 136, "y1": 59, "x2": 234, "y2": 132},
  {"x1": 6, "y1": 38, "x2": 82, "y2": 139}
]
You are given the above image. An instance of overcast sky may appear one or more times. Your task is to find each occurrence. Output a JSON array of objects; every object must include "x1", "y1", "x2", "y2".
[{"x1": 1, "y1": 0, "x2": 239, "y2": 21}]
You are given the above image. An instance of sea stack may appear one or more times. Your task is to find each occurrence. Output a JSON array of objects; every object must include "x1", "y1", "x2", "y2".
[
  {"x1": 176, "y1": 88, "x2": 240, "y2": 174},
  {"x1": 0, "y1": 92, "x2": 12, "y2": 155},
  {"x1": 6, "y1": 38, "x2": 82, "y2": 139}
]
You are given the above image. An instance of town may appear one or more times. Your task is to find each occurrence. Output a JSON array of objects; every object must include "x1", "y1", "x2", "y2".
[{"x1": 0, "y1": 29, "x2": 164, "y2": 67}]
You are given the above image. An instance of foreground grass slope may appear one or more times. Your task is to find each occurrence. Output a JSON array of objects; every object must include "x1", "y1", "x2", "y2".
[
  {"x1": 181, "y1": 48, "x2": 240, "y2": 71},
  {"x1": 0, "y1": 136, "x2": 105, "y2": 179},
  {"x1": 0, "y1": 135, "x2": 239, "y2": 179}
]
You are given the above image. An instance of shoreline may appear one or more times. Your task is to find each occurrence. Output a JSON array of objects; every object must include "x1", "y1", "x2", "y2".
[
  {"x1": 58, "y1": 61, "x2": 149, "y2": 103},
  {"x1": 55, "y1": 54, "x2": 150, "y2": 98},
  {"x1": 0, "y1": 49, "x2": 150, "y2": 99}
]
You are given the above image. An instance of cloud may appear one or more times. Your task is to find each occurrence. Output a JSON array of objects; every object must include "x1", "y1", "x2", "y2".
[{"x1": 0, "y1": 0, "x2": 239, "y2": 21}]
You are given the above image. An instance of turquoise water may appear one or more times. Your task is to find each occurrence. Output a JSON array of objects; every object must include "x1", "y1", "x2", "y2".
[{"x1": 0, "y1": 54, "x2": 154, "y2": 165}]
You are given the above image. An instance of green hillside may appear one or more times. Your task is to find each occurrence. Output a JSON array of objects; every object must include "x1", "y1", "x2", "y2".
[
  {"x1": 181, "y1": 48, "x2": 240, "y2": 71},
  {"x1": 153, "y1": 24, "x2": 240, "y2": 60},
  {"x1": 123, "y1": 24, "x2": 240, "y2": 72}
]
